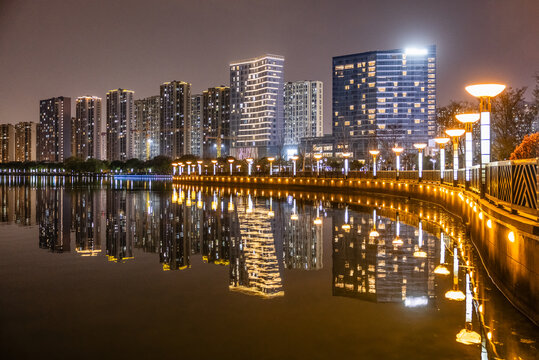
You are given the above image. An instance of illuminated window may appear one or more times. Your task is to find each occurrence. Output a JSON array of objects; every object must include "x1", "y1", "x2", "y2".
[
  {"x1": 361, "y1": 104, "x2": 366, "y2": 109},
  {"x1": 421, "y1": 109, "x2": 425, "y2": 113},
  {"x1": 344, "y1": 121, "x2": 350, "y2": 126},
  {"x1": 393, "y1": 109, "x2": 398, "y2": 114},
  {"x1": 421, "y1": 87, "x2": 425, "y2": 91},
  {"x1": 335, "y1": 112, "x2": 339, "y2": 116},
  {"x1": 414, "y1": 81, "x2": 420, "y2": 86},
  {"x1": 368, "y1": 72, "x2": 376, "y2": 77},
  {"x1": 414, "y1": 103, "x2": 420, "y2": 108},
  {"x1": 393, "y1": 103, "x2": 398, "y2": 108},
  {"x1": 402, "y1": 60, "x2": 407, "y2": 65},
  {"x1": 335, "y1": 121, "x2": 339, "y2": 126},
  {"x1": 349, "y1": 105, "x2": 354, "y2": 110},
  {"x1": 368, "y1": 114, "x2": 375, "y2": 119},
  {"x1": 350, "y1": 79, "x2": 354, "y2": 84},
  {"x1": 368, "y1": 109, "x2": 375, "y2": 114},
  {"x1": 408, "y1": 130, "x2": 412, "y2": 134},
  {"x1": 414, "y1": 119, "x2": 421, "y2": 124},
  {"x1": 378, "y1": 124, "x2": 386, "y2": 129},
  {"x1": 402, "y1": 92, "x2": 407, "y2": 97},
  {"x1": 345, "y1": 85, "x2": 350, "y2": 90},
  {"x1": 393, "y1": 82, "x2": 398, "y2": 86},
  {"x1": 408, "y1": 109, "x2": 412, "y2": 113},
  {"x1": 362, "y1": 78, "x2": 366, "y2": 83},
  {"x1": 345, "y1": 64, "x2": 354, "y2": 69},
  {"x1": 368, "y1": 83, "x2": 375, "y2": 88},
  {"x1": 402, "y1": 71, "x2": 407, "y2": 76},
  {"x1": 378, "y1": 109, "x2": 385, "y2": 113},
  {"x1": 378, "y1": 98, "x2": 386, "y2": 103},
  {"x1": 350, "y1": 131, "x2": 354, "y2": 136}
]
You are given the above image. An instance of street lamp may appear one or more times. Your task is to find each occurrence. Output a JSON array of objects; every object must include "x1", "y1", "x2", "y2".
[
  {"x1": 290, "y1": 155, "x2": 299, "y2": 177},
  {"x1": 227, "y1": 158, "x2": 234, "y2": 175},
  {"x1": 186, "y1": 161, "x2": 192, "y2": 175},
  {"x1": 246, "y1": 158, "x2": 254, "y2": 176},
  {"x1": 433, "y1": 137, "x2": 450, "y2": 182},
  {"x1": 465, "y1": 84, "x2": 505, "y2": 168},
  {"x1": 313, "y1": 153, "x2": 322, "y2": 176},
  {"x1": 267, "y1": 157, "x2": 275, "y2": 176},
  {"x1": 197, "y1": 160, "x2": 203, "y2": 175},
  {"x1": 445, "y1": 128, "x2": 465, "y2": 185},
  {"x1": 342, "y1": 152, "x2": 352, "y2": 177},
  {"x1": 369, "y1": 150, "x2": 380, "y2": 178},
  {"x1": 172, "y1": 162, "x2": 178, "y2": 175},
  {"x1": 211, "y1": 159, "x2": 217, "y2": 175},
  {"x1": 392, "y1": 146, "x2": 404, "y2": 178},
  {"x1": 178, "y1": 162, "x2": 184, "y2": 175},
  {"x1": 413, "y1": 143, "x2": 427, "y2": 180},
  {"x1": 456, "y1": 113, "x2": 480, "y2": 184}
]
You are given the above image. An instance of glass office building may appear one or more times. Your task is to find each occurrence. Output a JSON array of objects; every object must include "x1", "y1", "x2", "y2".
[{"x1": 332, "y1": 45, "x2": 436, "y2": 160}]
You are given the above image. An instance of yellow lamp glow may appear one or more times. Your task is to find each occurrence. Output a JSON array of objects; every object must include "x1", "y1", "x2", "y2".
[
  {"x1": 369, "y1": 150, "x2": 380, "y2": 156},
  {"x1": 445, "y1": 290, "x2": 466, "y2": 301},
  {"x1": 413, "y1": 143, "x2": 427, "y2": 150},
  {"x1": 465, "y1": 84, "x2": 506, "y2": 98},
  {"x1": 456, "y1": 113, "x2": 480, "y2": 124},
  {"x1": 445, "y1": 129, "x2": 465, "y2": 138},
  {"x1": 508, "y1": 231, "x2": 515, "y2": 242},
  {"x1": 456, "y1": 329, "x2": 481, "y2": 345},
  {"x1": 434, "y1": 265, "x2": 450, "y2": 275}
]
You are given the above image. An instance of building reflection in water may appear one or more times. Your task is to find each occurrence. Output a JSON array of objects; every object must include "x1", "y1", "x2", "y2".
[
  {"x1": 1, "y1": 179, "x2": 538, "y2": 359},
  {"x1": 332, "y1": 207, "x2": 435, "y2": 305}
]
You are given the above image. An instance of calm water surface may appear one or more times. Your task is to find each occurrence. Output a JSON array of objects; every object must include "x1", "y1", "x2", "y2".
[{"x1": 1, "y1": 176, "x2": 537, "y2": 359}]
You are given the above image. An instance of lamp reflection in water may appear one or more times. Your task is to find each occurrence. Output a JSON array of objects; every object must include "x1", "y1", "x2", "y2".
[
  {"x1": 434, "y1": 232, "x2": 450, "y2": 275},
  {"x1": 445, "y1": 246, "x2": 465, "y2": 301},
  {"x1": 313, "y1": 201, "x2": 322, "y2": 225},
  {"x1": 455, "y1": 273, "x2": 481, "y2": 345},
  {"x1": 369, "y1": 209, "x2": 379, "y2": 238},
  {"x1": 413, "y1": 221, "x2": 427, "y2": 257},
  {"x1": 455, "y1": 113, "x2": 480, "y2": 182},
  {"x1": 268, "y1": 196, "x2": 274, "y2": 217},
  {"x1": 290, "y1": 198, "x2": 298, "y2": 221},
  {"x1": 392, "y1": 212, "x2": 403, "y2": 246},
  {"x1": 341, "y1": 206, "x2": 350, "y2": 231}
]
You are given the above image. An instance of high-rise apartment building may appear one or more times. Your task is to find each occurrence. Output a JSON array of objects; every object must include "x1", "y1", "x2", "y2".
[
  {"x1": 15, "y1": 122, "x2": 38, "y2": 162},
  {"x1": 38, "y1": 96, "x2": 71, "y2": 162},
  {"x1": 190, "y1": 94, "x2": 203, "y2": 157},
  {"x1": 106, "y1": 89, "x2": 134, "y2": 161},
  {"x1": 202, "y1": 86, "x2": 231, "y2": 158},
  {"x1": 284, "y1": 81, "x2": 323, "y2": 154},
  {"x1": 73, "y1": 96, "x2": 103, "y2": 160},
  {"x1": 0, "y1": 124, "x2": 16, "y2": 163},
  {"x1": 230, "y1": 54, "x2": 284, "y2": 158},
  {"x1": 160, "y1": 81, "x2": 191, "y2": 159},
  {"x1": 134, "y1": 96, "x2": 160, "y2": 160},
  {"x1": 332, "y1": 46, "x2": 436, "y2": 160}
]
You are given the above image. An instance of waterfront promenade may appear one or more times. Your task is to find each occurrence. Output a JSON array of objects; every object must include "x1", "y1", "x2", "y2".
[{"x1": 174, "y1": 158, "x2": 539, "y2": 324}]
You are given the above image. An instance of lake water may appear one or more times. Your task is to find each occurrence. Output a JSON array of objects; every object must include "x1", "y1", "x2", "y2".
[{"x1": 0, "y1": 176, "x2": 537, "y2": 359}]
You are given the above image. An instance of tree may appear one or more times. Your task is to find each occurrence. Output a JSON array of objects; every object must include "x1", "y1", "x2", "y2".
[
  {"x1": 510, "y1": 133, "x2": 539, "y2": 160},
  {"x1": 435, "y1": 100, "x2": 476, "y2": 135},
  {"x1": 491, "y1": 86, "x2": 537, "y2": 160}
]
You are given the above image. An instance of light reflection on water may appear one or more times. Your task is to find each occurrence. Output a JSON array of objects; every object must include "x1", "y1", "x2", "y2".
[{"x1": 0, "y1": 176, "x2": 537, "y2": 359}]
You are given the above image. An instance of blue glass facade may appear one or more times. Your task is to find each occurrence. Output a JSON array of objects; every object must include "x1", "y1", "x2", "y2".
[{"x1": 332, "y1": 46, "x2": 436, "y2": 160}]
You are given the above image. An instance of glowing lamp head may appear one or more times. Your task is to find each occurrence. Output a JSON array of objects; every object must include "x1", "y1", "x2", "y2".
[
  {"x1": 433, "y1": 265, "x2": 450, "y2": 275},
  {"x1": 455, "y1": 113, "x2": 480, "y2": 124},
  {"x1": 313, "y1": 154, "x2": 322, "y2": 160},
  {"x1": 444, "y1": 290, "x2": 466, "y2": 301},
  {"x1": 186, "y1": 161, "x2": 192, "y2": 165},
  {"x1": 369, "y1": 150, "x2": 380, "y2": 156},
  {"x1": 314, "y1": 217, "x2": 322, "y2": 225},
  {"x1": 465, "y1": 84, "x2": 506, "y2": 98},
  {"x1": 290, "y1": 155, "x2": 299, "y2": 161},
  {"x1": 227, "y1": 159, "x2": 234, "y2": 164},
  {"x1": 392, "y1": 146, "x2": 404, "y2": 155},
  {"x1": 369, "y1": 230, "x2": 379, "y2": 237},
  {"x1": 413, "y1": 143, "x2": 427, "y2": 150},
  {"x1": 211, "y1": 160, "x2": 217, "y2": 164},
  {"x1": 433, "y1": 137, "x2": 450, "y2": 145},
  {"x1": 172, "y1": 163, "x2": 178, "y2": 167},
  {"x1": 445, "y1": 129, "x2": 465, "y2": 138},
  {"x1": 290, "y1": 214, "x2": 299, "y2": 221},
  {"x1": 197, "y1": 160, "x2": 203, "y2": 164},
  {"x1": 342, "y1": 152, "x2": 352, "y2": 158},
  {"x1": 392, "y1": 237, "x2": 403, "y2": 246}
]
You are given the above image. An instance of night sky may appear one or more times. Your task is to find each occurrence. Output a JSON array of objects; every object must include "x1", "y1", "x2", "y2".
[{"x1": 1, "y1": 0, "x2": 538, "y2": 132}]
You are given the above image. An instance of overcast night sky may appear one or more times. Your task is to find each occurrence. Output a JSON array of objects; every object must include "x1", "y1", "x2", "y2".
[{"x1": 1, "y1": 0, "x2": 538, "y2": 132}]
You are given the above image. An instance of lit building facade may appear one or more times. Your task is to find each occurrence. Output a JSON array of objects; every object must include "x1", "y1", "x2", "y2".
[
  {"x1": 38, "y1": 96, "x2": 71, "y2": 162},
  {"x1": 106, "y1": 89, "x2": 134, "y2": 161},
  {"x1": 230, "y1": 54, "x2": 284, "y2": 158},
  {"x1": 202, "y1": 86, "x2": 231, "y2": 158},
  {"x1": 134, "y1": 95, "x2": 160, "y2": 160},
  {"x1": 14, "y1": 122, "x2": 38, "y2": 162},
  {"x1": 160, "y1": 81, "x2": 191, "y2": 159},
  {"x1": 284, "y1": 81, "x2": 323, "y2": 154},
  {"x1": 74, "y1": 96, "x2": 103, "y2": 160},
  {"x1": 190, "y1": 94, "x2": 203, "y2": 157},
  {"x1": 0, "y1": 124, "x2": 16, "y2": 163},
  {"x1": 332, "y1": 46, "x2": 436, "y2": 160}
]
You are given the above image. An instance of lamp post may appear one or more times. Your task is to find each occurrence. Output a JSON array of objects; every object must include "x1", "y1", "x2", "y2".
[
  {"x1": 456, "y1": 113, "x2": 480, "y2": 186},
  {"x1": 267, "y1": 157, "x2": 275, "y2": 176},
  {"x1": 197, "y1": 160, "x2": 203, "y2": 175},
  {"x1": 369, "y1": 150, "x2": 379, "y2": 178},
  {"x1": 392, "y1": 146, "x2": 404, "y2": 179},
  {"x1": 211, "y1": 160, "x2": 217, "y2": 175},
  {"x1": 290, "y1": 155, "x2": 299, "y2": 177},
  {"x1": 313, "y1": 153, "x2": 322, "y2": 176},
  {"x1": 413, "y1": 143, "x2": 427, "y2": 180},
  {"x1": 172, "y1": 162, "x2": 178, "y2": 175},
  {"x1": 433, "y1": 137, "x2": 450, "y2": 182},
  {"x1": 342, "y1": 152, "x2": 351, "y2": 177},
  {"x1": 465, "y1": 84, "x2": 505, "y2": 169},
  {"x1": 186, "y1": 161, "x2": 192, "y2": 175},
  {"x1": 227, "y1": 158, "x2": 234, "y2": 175},
  {"x1": 246, "y1": 158, "x2": 253, "y2": 176},
  {"x1": 445, "y1": 129, "x2": 465, "y2": 186}
]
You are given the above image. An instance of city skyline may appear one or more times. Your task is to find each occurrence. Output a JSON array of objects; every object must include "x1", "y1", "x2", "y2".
[{"x1": 1, "y1": 0, "x2": 537, "y2": 131}]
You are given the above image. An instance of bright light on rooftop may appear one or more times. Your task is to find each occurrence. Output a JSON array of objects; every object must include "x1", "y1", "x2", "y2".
[{"x1": 405, "y1": 47, "x2": 428, "y2": 55}]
